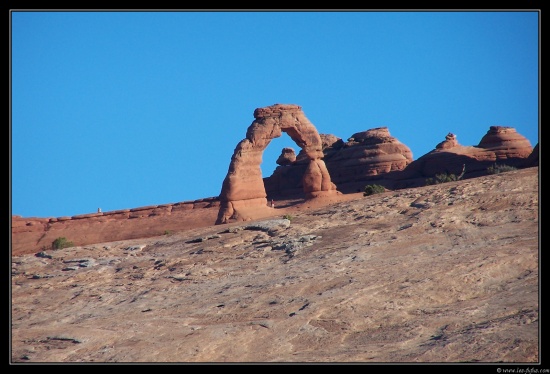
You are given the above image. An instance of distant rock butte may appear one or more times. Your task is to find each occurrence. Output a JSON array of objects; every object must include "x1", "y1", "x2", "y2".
[{"x1": 216, "y1": 104, "x2": 339, "y2": 224}]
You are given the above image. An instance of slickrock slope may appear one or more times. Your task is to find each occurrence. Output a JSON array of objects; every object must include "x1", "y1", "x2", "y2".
[{"x1": 11, "y1": 167, "x2": 539, "y2": 363}]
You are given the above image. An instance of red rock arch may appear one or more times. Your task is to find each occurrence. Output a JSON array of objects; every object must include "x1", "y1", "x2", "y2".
[{"x1": 216, "y1": 104, "x2": 339, "y2": 224}]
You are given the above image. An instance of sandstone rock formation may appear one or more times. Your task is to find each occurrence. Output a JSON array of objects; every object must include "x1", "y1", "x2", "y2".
[
  {"x1": 11, "y1": 197, "x2": 220, "y2": 256},
  {"x1": 524, "y1": 143, "x2": 539, "y2": 167},
  {"x1": 320, "y1": 133, "x2": 341, "y2": 149},
  {"x1": 435, "y1": 132, "x2": 460, "y2": 150},
  {"x1": 276, "y1": 147, "x2": 296, "y2": 166},
  {"x1": 265, "y1": 125, "x2": 535, "y2": 194},
  {"x1": 216, "y1": 104, "x2": 339, "y2": 224},
  {"x1": 478, "y1": 125, "x2": 532, "y2": 153},
  {"x1": 264, "y1": 126, "x2": 414, "y2": 196},
  {"x1": 390, "y1": 126, "x2": 534, "y2": 188},
  {"x1": 11, "y1": 114, "x2": 537, "y2": 256},
  {"x1": 324, "y1": 127, "x2": 413, "y2": 186}
]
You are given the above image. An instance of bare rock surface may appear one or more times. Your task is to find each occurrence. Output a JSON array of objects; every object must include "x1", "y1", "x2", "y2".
[{"x1": 11, "y1": 167, "x2": 539, "y2": 363}]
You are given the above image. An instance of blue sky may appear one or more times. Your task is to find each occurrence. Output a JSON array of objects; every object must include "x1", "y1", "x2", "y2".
[{"x1": 11, "y1": 10, "x2": 539, "y2": 218}]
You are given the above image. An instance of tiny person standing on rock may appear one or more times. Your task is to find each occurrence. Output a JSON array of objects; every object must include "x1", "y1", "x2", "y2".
[{"x1": 271, "y1": 199, "x2": 275, "y2": 208}]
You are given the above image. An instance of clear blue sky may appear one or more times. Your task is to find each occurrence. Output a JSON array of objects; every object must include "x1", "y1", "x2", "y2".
[{"x1": 11, "y1": 10, "x2": 539, "y2": 218}]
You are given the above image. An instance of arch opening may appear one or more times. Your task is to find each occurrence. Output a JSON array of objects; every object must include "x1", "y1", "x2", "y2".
[{"x1": 260, "y1": 134, "x2": 297, "y2": 178}]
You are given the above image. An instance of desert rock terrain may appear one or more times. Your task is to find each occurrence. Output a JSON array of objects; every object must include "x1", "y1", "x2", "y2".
[{"x1": 11, "y1": 167, "x2": 539, "y2": 364}]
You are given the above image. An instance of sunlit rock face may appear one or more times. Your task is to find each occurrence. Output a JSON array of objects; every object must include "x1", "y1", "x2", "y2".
[
  {"x1": 265, "y1": 125, "x2": 534, "y2": 194},
  {"x1": 436, "y1": 132, "x2": 460, "y2": 150},
  {"x1": 216, "y1": 104, "x2": 338, "y2": 224},
  {"x1": 276, "y1": 148, "x2": 296, "y2": 166},
  {"x1": 389, "y1": 126, "x2": 534, "y2": 187},
  {"x1": 264, "y1": 126, "x2": 414, "y2": 195},
  {"x1": 323, "y1": 127, "x2": 413, "y2": 182}
]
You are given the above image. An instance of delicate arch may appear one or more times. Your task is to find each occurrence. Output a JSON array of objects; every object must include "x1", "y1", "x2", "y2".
[{"x1": 216, "y1": 104, "x2": 338, "y2": 224}]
